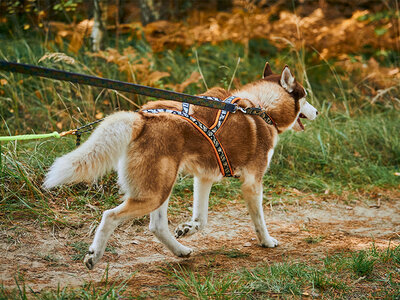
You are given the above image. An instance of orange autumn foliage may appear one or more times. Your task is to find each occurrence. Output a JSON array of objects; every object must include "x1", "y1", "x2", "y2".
[
  {"x1": 87, "y1": 47, "x2": 203, "y2": 91},
  {"x1": 143, "y1": 9, "x2": 399, "y2": 59},
  {"x1": 45, "y1": 7, "x2": 398, "y2": 94},
  {"x1": 48, "y1": 8, "x2": 398, "y2": 61}
]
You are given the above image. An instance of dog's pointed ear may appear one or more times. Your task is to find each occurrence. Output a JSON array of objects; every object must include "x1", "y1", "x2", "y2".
[
  {"x1": 280, "y1": 65, "x2": 295, "y2": 93},
  {"x1": 262, "y1": 62, "x2": 273, "y2": 78}
]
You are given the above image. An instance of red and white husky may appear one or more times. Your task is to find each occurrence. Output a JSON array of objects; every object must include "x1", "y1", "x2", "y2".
[{"x1": 44, "y1": 63, "x2": 318, "y2": 270}]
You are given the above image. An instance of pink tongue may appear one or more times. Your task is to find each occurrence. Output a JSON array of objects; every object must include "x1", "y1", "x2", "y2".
[{"x1": 297, "y1": 118, "x2": 304, "y2": 130}]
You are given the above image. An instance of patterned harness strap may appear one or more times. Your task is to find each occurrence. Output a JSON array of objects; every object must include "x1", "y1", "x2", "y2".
[{"x1": 141, "y1": 96, "x2": 240, "y2": 177}]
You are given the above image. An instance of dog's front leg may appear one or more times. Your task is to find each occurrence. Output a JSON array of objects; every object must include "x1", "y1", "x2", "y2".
[
  {"x1": 242, "y1": 179, "x2": 279, "y2": 248},
  {"x1": 175, "y1": 177, "x2": 213, "y2": 238},
  {"x1": 150, "y1": 197, "x2": 193, "y2": 257}
]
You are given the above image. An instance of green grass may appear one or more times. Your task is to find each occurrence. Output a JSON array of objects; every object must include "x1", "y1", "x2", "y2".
[
  {"x1": 1, "y1": 34, "x2": 398, "y2": 224},
  {"x1": 165, "y1": 245, "x2": 400, "y2": 299},
  {"x1": 351, "y1": 250, "x2": 375, "y2": 277}
]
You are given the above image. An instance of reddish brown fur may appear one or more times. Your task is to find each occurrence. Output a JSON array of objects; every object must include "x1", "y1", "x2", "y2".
[
  {"x1": 112, "y1": 93, "x2": 283, "y2": 218},
  {"x1": 110, "y1": 68, "x2": 307, "y2": 219}
]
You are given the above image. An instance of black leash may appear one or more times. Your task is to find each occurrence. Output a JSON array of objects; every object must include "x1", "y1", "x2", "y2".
[
  {"x1": 0, "y1": 61, "x2": 237, "y2": 113},
  {"x1": 0, "y1": 60, "x2": 278, "y2": 146}
]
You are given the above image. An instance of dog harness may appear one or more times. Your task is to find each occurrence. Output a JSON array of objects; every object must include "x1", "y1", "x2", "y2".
[{"x1": 141, "y1": 96, "x2": 240, "y2": 177}]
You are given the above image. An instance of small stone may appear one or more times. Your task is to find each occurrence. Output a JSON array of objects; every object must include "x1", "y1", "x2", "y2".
[{"x1": 243, "y1": 242, "x2": 252, "y2": 247}]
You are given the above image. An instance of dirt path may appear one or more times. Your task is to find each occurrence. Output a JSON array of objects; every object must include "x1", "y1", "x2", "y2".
[{"x1": 1, "y1": 191, "x2": 399, "y2": 295}]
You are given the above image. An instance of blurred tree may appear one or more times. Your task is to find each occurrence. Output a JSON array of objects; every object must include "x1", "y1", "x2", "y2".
[
  {"x1": 91, "y1": 0, "x2": 106, "y2": 51},
  {"x1": 139, "y1": 0, "x2": 199, "y2": 25},
  {"x1": 139, "y1": 0, "x2": 165, "y2": 25}
]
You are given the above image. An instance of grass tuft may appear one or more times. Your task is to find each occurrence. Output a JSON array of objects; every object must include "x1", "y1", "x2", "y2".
[
  {"x1": 304, "y1": 235, "x2": 325, "y2": 244},
  {"x1": 351, "y1": 250, "x2": 375, "y2": 277}
]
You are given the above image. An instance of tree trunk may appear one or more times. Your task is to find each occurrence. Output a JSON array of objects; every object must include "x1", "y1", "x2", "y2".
[
  {"x1": 91, "y1": 0, "x2": 106, "y2": 51},
  {"x1": 217, "y1": 0, "x2": 232, "y2": 11},
  {"x1": 139, "y1": 0, "x2": 166, "y2": 25}
]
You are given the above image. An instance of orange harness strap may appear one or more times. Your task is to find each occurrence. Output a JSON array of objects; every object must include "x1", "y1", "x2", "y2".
[{"x1": 141, "y1": 96, "x2": 240, "y2": 177}]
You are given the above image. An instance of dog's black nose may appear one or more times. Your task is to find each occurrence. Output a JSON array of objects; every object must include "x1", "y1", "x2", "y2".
[{"x1": 316, "y1": 111, "x2": 319, "y2": 115}]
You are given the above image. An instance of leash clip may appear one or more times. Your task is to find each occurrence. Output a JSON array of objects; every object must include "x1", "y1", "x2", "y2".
[
  {"x1": 236, "y1": 106, "x2": 246, "y2": 113},
  {"x1": 73, "y1": 130, "x2": 82, "y2": 146},
  {"x1": 239, "y1": 107, "x2": 275, "y2": 126}
]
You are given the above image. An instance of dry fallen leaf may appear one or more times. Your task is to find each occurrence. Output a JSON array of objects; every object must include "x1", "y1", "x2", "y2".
[
  {"x1": 34, "y1": 90, "x2": 43, "y2": 101},
  {"x1": 177, "y1": 71, "x2": 202, "y2": 92},
  {"x1": 388, "y1": 68, "x2": 399, "y2": 76},
  {"x1": 147, "y1": 71, "x2": 170, "y2": 85}
]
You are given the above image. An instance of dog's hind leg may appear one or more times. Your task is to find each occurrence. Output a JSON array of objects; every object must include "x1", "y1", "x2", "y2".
[
  {"x1": 84, "y1": 201, "x2": 127, "y2": 270},
  {"x1": 242, "y1": 177, "x2": 279, "y2": 248},
  {"x1": 150, "y1": 197, "x2": 193, "y2": 257},
  {"x1": 84, "y1": 194, "x2": 167, "y2": 270},
  {"x1": 175, "y1": 177, "x2": 213, "y2": 238}
]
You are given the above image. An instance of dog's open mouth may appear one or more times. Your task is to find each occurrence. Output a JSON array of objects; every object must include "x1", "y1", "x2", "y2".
[{"x1": 297, "y1": 113, "x2": 307, "y2": 130}]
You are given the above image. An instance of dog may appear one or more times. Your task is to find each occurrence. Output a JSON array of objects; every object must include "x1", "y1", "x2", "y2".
[{"x1": 43, "y1": 62, "x2": 318, "y2": 270}]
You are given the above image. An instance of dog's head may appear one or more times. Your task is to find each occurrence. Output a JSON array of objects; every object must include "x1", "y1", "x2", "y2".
[{"x1": 261, "y1": 62, "x2": 318, "y2": 132}]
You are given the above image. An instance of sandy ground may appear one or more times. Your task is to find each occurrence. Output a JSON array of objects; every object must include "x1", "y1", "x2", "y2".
[{"x1": 1, "y1": 190, "x2": 399, "y2": 295}]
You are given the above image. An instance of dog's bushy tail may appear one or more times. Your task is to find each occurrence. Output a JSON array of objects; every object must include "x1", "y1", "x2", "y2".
[{"x1": 43, "y1": 111, "x2": 143, "y2": 189}]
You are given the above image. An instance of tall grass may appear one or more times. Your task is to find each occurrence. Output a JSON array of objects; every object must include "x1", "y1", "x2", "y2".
[
  {"x1": 0, "y1": 33, "x2": 399, "y2": 224},
  {"x1": 266, "y1": 110, "x2": 400, "y2": 193}
]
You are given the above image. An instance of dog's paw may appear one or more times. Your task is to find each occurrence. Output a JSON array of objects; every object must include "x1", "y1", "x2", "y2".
[
  {"x1": 174, "y1": 245, "x2": 193, "y2": 258},
  {"x1": 83, "y1": 249, "x2": 101, "y2": 270},
  {"x1": 174, "y1": 221, "x2": 200, "y2": 239},
  {"x1": 261, "y1": 237, "x2": 279, "y2": 248}
]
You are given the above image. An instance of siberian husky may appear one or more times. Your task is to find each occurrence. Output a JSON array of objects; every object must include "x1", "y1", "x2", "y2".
[{"x1": 44, "y1": 63, "x2": 318, "y2": 270}]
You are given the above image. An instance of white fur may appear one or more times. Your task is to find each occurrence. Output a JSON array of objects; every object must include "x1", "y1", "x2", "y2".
[
  {"x1": 241, "y1": 170, "x2": 279, "y2": 247},
  {"x1": 43, "y1": 112, "x2": 137, "y2": 189},
  {"x1": 84, "y1": 199, "x2": 131, "y2": 269},
  {"x1": 234, "y1": 82, "x2": 280, "y2": 109},
  {"x1": 267, "y1": 149, "x2": 275, "y2": 170},
  {"x1": 149, "y1": 197, "x2": 193, "y2": 257},
  {"x1": 175, "y1": 177, "x2": 213, "y2": 238},
  {"x1": 300, "y1": 98, "x2": 318, "y2": 120}
]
